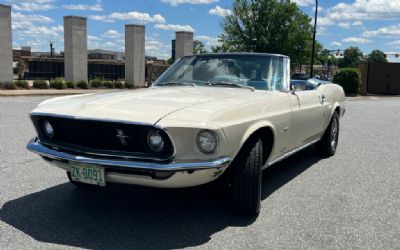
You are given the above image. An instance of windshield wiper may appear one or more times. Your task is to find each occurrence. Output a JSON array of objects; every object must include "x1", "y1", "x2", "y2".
[
  {"x1": 157, "y1": 81, "x2": 196, "y2": 87},
  {"x1": 207, "y1": 80, "x2": 255, "y2": 91}
]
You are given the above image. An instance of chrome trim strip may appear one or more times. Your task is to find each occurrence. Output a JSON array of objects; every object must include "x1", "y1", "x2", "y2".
[
  {"x1": 30, "y1": 112, "x2": 177, "y2": 161},
  {"x1": 30, "y1": 112, "x2": 155, "y2": 127},
  {"x1": 267, "y1": 139, "x2": 320, "y2": 166},
  {"x1": 27, "y1": 138, "x2": 231, "y2": 171}
]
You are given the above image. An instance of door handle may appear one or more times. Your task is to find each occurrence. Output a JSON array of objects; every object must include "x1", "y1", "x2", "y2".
[{"x1": 320, "y1": 95, "x2": 326, "y2": 104}]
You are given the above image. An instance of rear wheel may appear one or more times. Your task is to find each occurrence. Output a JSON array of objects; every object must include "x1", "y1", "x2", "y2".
[
  {"x1": 231, "y1": 137, "x2": 263, "y2": 216},
  {"x1": 317, "y1": 112, "x2": 339, "y2": 156}
]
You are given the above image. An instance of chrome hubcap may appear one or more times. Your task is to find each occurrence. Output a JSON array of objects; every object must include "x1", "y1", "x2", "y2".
[{"x1": 330, "y1": 119, "x2": 338, "y2": 150}]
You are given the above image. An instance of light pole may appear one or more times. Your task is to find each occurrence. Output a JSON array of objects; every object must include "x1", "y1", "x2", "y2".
[
  {"x1": 327, "y1": 55, "x2": 332, "y2": 79},
  {"x1": 49, "y1": 40, "x2": 54, "y2": 57},
  {"x1": 310, "y1": 0, "x2": 318, "y2": 78}
]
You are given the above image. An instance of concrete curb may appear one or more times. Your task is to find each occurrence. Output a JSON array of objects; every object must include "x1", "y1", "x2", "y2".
[{"x1": 0, "y1": 89, "x2": 124, "y2": 96}]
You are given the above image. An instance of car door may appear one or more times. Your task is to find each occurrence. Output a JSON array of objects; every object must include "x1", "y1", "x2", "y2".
[{"x1": 288, "y1": 89, "x2": 325, "y2": 149}]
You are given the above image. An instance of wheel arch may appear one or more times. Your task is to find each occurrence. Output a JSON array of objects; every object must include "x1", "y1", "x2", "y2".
[
  {"x1": 331, "y1": 102, "x2": 342, "y2": 118},
  {"x1": 236, "y1": 122, "x2": 276, "y2": 166}
]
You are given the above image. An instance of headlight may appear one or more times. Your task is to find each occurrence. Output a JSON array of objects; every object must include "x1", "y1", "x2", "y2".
[
  {"x1": 196, "y1": 130, "x2": 218, "y2": 154},
  {"x1": 43, "y1": 120, "x2": 54, "y2": 138},
  {"x1": 147, "y1": 130, "x2": 165, "y2": 152}
]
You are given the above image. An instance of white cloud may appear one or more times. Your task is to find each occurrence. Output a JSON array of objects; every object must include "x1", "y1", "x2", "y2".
[
  {"x1": 88, "y1": 35, "x2": 102, "y2": 41},
  {"x1": 317, "y1": 26, "x2": 329, "y2": 36},
  {"x1": 336, "y1": 21, "x2": 363, "y2": 29},
  {"x1": 7, "y1": 0, "x2": 55, "y2": 3},
  {"x1": 9, "y1": 0, "x2": 56, "y2": 11},
  {"x1": 63, "y1": 0, "x2": 103, "y2": 11},
  {"x1": 161, "y1": 0, "x2": 218, "y2": 6},
  {"x1": 318, "y1": 0, "x2": 400, "y2": 26},
  {"x1": 11, "y1": 9, "x2": 63, "y2": 49},
  {"x1": 11, "y1": 12, "x2": 55, "y2": 31},
  {"x1": 291, "y1": 0, "x2": 315, "y2": 7},
  {"x1": 312, "y1": 6, "x2": 324, "y2": 13},
  {"x1": 11, "y1": 12, "x2": 53, "y2": 25},
  {"x1": 387, "y1": 40, "x2": 400, "y2": 47},
  {"x1": 102, "y1": 29, "x2": 123, "y2": 38},
  {"x1": 342, "y1": 37, "x2": 372, "y2": 44},
  {"x1": 331, "y1": 41, "x2": 342, "y2": 47},
  {"x1": 145, "y1": 37, "x2": 171, "y2": 59},
  {"x1": 363, "y1": 24, "x2": 400, "y2": 37},
  {"x1": 195, "y1": 35, "x2": 220, "y2": 46},
  {"x1": 104, "y1": 41, "x2": 116, "y2": 47},
  {"x1": 338, "y1": 22, "x2": 351, "y2": 29},
  {"x1": 318, "y1": 17, "x2": 334, "y2": 26},
  {"x1": 208, "y1": 6, "x2": 232, "y2": 17},
  {"x1": 89, "y1": 15, "x2": 115, "y2": 23},
  {"x1": 51, "y1": 25, "x2": 63, "y2": 33},
  {"x1": 154, "y1": 24, "x2": 194, "y2": 32},
  {"x1": 19, "y1": 25, "x2": 62, "y2": 37},
  {"x1": 89, "y1": 12, "x2": 165, "y2": 23}
]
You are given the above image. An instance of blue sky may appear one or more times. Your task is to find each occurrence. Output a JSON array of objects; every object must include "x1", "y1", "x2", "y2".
[{"x1": 3, "y1": 0, "x2": 400, "y2": 61}]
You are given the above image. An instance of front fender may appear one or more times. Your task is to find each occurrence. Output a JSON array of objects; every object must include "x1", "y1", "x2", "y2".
[{"x1": 219, "y1": 120, "x2": 277, "y2": 163}]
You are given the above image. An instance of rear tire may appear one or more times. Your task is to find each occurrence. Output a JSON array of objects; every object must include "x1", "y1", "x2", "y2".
[
  {"x1": 317, "y1": 112, "x2": 339, "y2": 157},
  {"x1": 231, "y1": 137, "x2": 263, "y2": 216}
]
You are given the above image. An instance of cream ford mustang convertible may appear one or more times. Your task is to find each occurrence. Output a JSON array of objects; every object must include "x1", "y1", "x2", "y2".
[{"x1": 27, "y1": 53, "x2": 345, "y2": 215}]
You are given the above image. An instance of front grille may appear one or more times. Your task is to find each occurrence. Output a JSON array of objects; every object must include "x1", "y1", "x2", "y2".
[{"x1": 31, "y1": 115, "x2": 174, "y2": 161}]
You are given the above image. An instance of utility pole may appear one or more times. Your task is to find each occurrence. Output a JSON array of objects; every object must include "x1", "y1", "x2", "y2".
[{"x1": 310, "y1": 0, "x2": 318, "y2": 78}]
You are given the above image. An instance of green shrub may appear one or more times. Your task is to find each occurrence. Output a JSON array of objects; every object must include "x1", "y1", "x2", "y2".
[
  {"x1": 14, "y1": 80, "x2": 29, "y2": 89},
  {"x1": 90, "y1": 78, "x2": 103, "y2": 88},
  {"x1": 0, "y1": 82, "x2": 17, "y2": 90},
  {"x1": 49, "y1": 79, "x2": 66, "y2": 89},
  {"x1": 33, "y1": 80, "x2": 49, "y2": 89},
  {"x1": 103, "y1": 81, "x2": 114, "y2": 88},
  {"x1": 114, "y1": 81, "x2": 124, "y2": 89},
  {"x1": 125, "y1": 82, "x2": 134, "y2": 89},
  {"x1": 76, "y1": 80, "x2": 89, "y2": 89},
  {"x1": 65, "y1": 81, "x2": 75, "y2": 88},
  {"x1": 333, "y1": 68, "x2": 360, "y2": 94}
]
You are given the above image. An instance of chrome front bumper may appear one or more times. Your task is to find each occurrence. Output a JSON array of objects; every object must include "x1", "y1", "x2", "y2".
[{"x1": 26, "y1": 138, "x2": 231, "y2": 188}]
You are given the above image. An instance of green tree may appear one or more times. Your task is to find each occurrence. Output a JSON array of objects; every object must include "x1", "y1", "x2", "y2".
[
  {"x1": 339, "y1": 47, "x2": 364, "y2": 68},
  {"x1": 315, "y1": 48, "x2": 330, "y2": 65},
  {"x1": 367, "y1": 49, "x2": 387, "y2": 63},
  {"x1": 193, "y1": 40, "x2": 207, "y2": 54},
  {"x1": 167, "y1": 57, "x2": 175, "y2": 65},
  {"x1": 211, "y1": 43, "x2": 232, "y2": 53},
  {"x1": 218, "y1": 0, "x2": 314, "y2": 64}
]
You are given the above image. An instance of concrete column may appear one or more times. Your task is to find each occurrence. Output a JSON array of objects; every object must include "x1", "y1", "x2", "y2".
[
  {"x1": 0, "y1": 4, "x2": 13, "y2": 84},
  {"x1": 175, "y1": 31, "x2": 193, "y2": 59},
  {"x1": 64, "y1": 16, "x2": 87, "y2": 82},
  {"x1": 125, "y1": 24, "x2": 145, "y2": 87}
]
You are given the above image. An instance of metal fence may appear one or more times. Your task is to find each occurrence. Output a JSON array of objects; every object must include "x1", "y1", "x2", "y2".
[{"x1": 359, "y1": 62, "x2": 400, "y2": 95}]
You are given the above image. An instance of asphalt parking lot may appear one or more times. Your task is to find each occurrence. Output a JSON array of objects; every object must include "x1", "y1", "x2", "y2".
[{"x1": 0, "y1": 95, "x2": 399, "y2": 249}]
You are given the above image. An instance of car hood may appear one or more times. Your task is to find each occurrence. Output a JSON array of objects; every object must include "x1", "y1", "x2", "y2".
[{"x1": 32, "y1": 86, "x2": 256, "y2": 124}]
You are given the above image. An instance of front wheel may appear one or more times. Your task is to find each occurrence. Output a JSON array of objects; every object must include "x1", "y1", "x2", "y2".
[
  {"x1": 231, "y1": 137, "x2": 263, "y2": 216},
  {"x1": 317, "y1": 112, "x2": 339, "y2": 156}
]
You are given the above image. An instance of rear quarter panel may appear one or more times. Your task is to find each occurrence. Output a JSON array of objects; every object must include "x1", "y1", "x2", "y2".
[{"x1": 318, "y1": 83, "x2": 346, "y2": 129}]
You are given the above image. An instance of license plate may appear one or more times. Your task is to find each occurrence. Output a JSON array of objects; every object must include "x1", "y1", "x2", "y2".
[{"x1": 69, "y1": 162, "x2": 106, "y2": 186}]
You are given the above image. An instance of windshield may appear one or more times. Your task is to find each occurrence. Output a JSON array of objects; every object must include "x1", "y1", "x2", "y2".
[{"x1": 153, "y1": 54, "x2": 290, "y2": 91}]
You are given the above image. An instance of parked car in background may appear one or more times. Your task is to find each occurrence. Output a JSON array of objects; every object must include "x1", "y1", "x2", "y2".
[
  {"x1": 291, "y1": 73, "x2": 310, "y2": 80},
  {"x1": 27, "y1": 53, "x2": 346, "y2": 216},
  {"x1": 290, "y1": 78, "x2": 331, "y2": 91}
]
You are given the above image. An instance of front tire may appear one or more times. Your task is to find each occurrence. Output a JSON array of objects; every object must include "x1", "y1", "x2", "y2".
[
  {"x1": 231, "y1": 137, "x2": 263, "y2": 216},
  {"x1": 317, "y1": 112, "x2": 339, "y2": 156}
]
